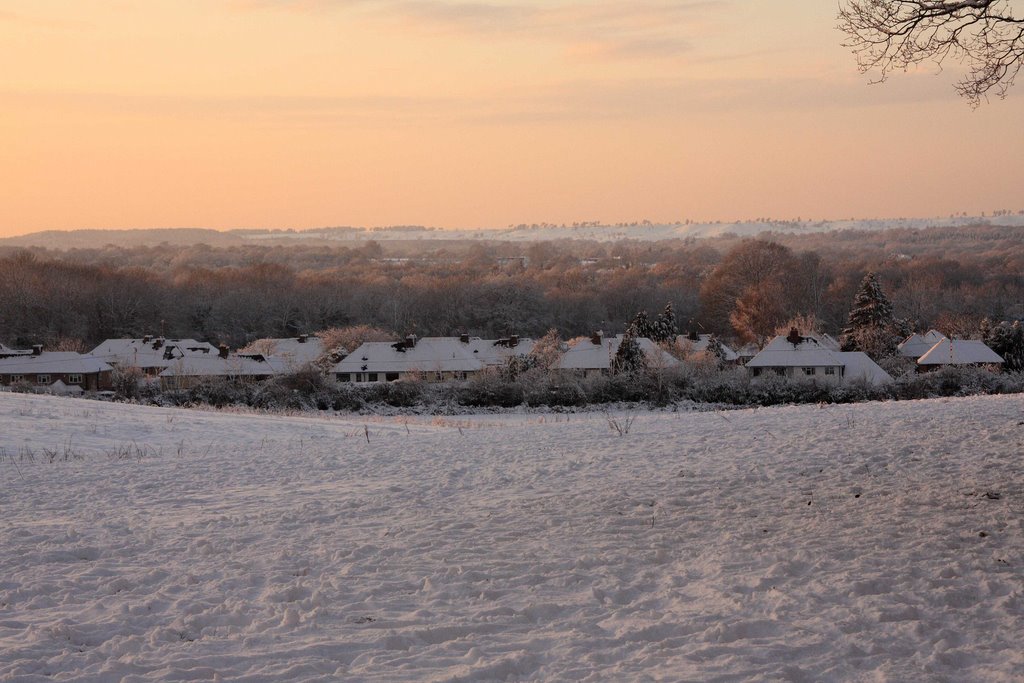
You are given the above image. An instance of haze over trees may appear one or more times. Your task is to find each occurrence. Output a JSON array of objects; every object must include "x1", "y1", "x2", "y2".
[{"x1": 1, "y1": 225, "x2": 1022, "y2": 352}]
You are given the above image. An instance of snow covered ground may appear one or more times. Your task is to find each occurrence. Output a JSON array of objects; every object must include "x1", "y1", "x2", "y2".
[{"x1": 2, "y1": 393, "x2": 1023, "y2": 681}]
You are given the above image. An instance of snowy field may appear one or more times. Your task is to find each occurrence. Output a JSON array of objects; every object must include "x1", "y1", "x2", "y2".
[{"x1": 2, "y1": 393, "x2": 1023, "y2": 682}]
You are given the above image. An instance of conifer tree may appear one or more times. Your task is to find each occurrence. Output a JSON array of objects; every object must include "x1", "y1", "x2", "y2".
[
  {"x1": 613, "y1": 324, "x2": 646, "y2": 374},
  {"x1": 630, "y1": 310, "x2": 656, "y2": 339},
  {"x1": 650, "y1": 302, "x2": 678, "y2": 343},
  {"x1": 839, "y1": 272, "x2": 901, "y2": 359},
  {"x1": 983, "y1": 319, "x2": 1024, "y2": 372}
]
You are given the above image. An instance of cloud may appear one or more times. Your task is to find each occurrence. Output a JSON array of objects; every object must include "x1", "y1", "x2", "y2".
[{"x1": 229, "y1": 0, "x2": 726, "y2": 61}]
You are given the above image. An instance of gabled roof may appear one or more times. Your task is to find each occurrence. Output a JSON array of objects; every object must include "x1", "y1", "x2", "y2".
[
  {"x1": 898, "y1": 330, "x2": 946, "y2": 358},
  {"x1": 90, "y1": 338, "x2": 217, "y2": 369},
  {"x1": 557, "y1": 335, "x2": 680, "y2": 371},
  {"x1": 834, "y1": 352, "x2": 893, "y2": 385},
  {"x1": 0, "y1": 352, "x2": 113, "y2": 375},
  {"x1": 464, "y1": 337, "x2": 536, "y2": 366},
  {"x1": 0, "y1": 343, "x2": 32, "y2": 357},
  {"x1": 240, "y1": 337, "x2": 325, "y2": 365},
  {"x1": 745, "y1": 335, "x2": 844, "y2": 368},
  {"x1": 158, "y1": 354, "x2": 290, "y2": 378},
  {"x1": 917, "y1": 339, "x2": 1003, "y2": 366},
  {"x1": 335, "y1": 338, "x2": 486, "y2": 374},
  {"x1": 674, "y1": 334, "x2": 738, "y2": 362}
]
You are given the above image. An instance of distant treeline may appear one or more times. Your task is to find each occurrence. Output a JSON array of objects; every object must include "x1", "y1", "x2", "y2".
[{"x1": 1, "y1": 224, "x2": 1022, "y2": 349}]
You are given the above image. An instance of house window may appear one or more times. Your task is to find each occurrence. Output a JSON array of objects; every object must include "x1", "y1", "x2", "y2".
[
  {"x1": 355, "y1": 373, "x2": 365, "y2": 383},
  {"x1": 773, "y1": 368, "x2": 785, "y2": 376},
  {"x1": 68, "y1": 374, "x2": 84, "y2": 384},
  {"x1": 338, "y1": 373, "x2": 350, "y2": 382},
  {"x1": 435, "y1": 371, "x2": 443, "y2": 381},
  {"x1": 10, "y1": 374, "x2": 24, "y2": 383},
  {"x1": 368, "y1": 373, "x2": 379, "y2": 382},
  {"x1": 385, "y1": 372, "x2": 399, "y2": 381},
  {"x1": 36, "y1": 374, "x2": 51, "y2": 385},
  {"x1": 824, "y1": 367, "x2": 836, "y2": 376},
  {"x1": 751, "y1": 368, "x2": 762, "y2": 377},
  {"x1": 802, "y1": 367, "x2": 815, "y2": 376}
]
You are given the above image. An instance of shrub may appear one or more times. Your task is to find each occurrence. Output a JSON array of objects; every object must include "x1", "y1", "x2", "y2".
[{"x1": 458, "y1": 372, "x2": 524, "y2": 407}]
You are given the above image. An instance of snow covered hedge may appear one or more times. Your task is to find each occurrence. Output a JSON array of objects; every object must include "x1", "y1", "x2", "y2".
[{"x1": 103, "y1": 364, "x2": 1024, "y2": 413}]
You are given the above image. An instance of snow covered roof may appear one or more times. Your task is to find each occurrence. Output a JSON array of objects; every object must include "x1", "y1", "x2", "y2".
[
  {"x1": 557, "y1": 335, "x2": 680, "y2": 371},
  {"x1": 0, "y1": 343, "x2": 32, "y2": 357},
  {"x1": 335, "y1": 338, "x2": 486, "y2": 374},
  {"x1": 0, "y1": 352, "x2": 113, "y2": 375},
  {"x1": 898, "y1": 330, "x2": 946, "y2": 358},
  {"x1": 674, "y1": 334, "x2": 738, "y2": 362},
  {"x1": 90, "y1": 338, "x2": 218, "y2": 369},
  {"x1": 817, "y1": 333, "x2": 841, "y2": 351},
  {"x1": 240, "y1": 336, "x2": 325, "y2": 365},
  {"x1": 834, "y1": 352, "x2": 893, "y2": 386},
  {"x1": 158, "y1": 354, "x2": 290, "y2": 378},
  {"x1": 746, "y1": 335, "x2": 844, "y2": 368},
  {"x1": 464, "y1": 337, "x2": 536, "y2": 366},
  {"x1": 735, "y1": 343, "x2": 760, "y2": 359},
  {"x1": 917, "y1": 339, "x2": 1003, "y2": 366}
]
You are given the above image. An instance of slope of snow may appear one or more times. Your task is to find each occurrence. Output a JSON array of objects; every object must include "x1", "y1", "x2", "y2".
[{"x1": 2, "y1": 393, "x2": 1023, "y2": 681}]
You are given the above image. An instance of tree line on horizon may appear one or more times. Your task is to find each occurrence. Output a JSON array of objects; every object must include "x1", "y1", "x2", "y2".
[{"x1": 1, "y1": 228, "x2": 1022, "y2": 353}]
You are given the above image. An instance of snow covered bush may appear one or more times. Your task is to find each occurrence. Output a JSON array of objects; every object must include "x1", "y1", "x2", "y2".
[{"x1": 457, "y1": 371, "x2": 525, "y2": 407}]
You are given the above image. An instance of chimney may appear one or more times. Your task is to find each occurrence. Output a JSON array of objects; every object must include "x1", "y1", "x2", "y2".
[
  {"x1": 298, "y1": 334, "x2": 308, "y2": 343},
  {"x1": 142, "y1": 335, "x2": 151, "y2": 343},
  {"x1": 405, "y1": 334, "x2": 418, "y2": 349},
  {"x1": 786, "y1": 327, "x2": 803, "y2": 346},
  {"x1": 509, "y1": 334, "x2": 519, "y2": 347},
  {"x1": 152, "y1": 337, "x2": 164, "y2": 350},
  {"x1": 218, "y1": 344, "x2": 229, "y2": 359},
  {"x1": 459, "y1": 333, "x2": 470, "y2": 344},
  {"x1": 688, "y1": 330, "x2": 700, "y2": 342},
  {"x1": 591, "y1": 331, "x2": 603, "y2": 346},
  {"x1": 31, "y1": 344, "x2": 43, "y2": 356}
]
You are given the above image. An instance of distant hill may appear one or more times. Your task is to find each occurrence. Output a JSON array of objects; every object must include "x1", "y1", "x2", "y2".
[{"x1": 3, "y1": 214, "x2": 1023, "y2": 249}]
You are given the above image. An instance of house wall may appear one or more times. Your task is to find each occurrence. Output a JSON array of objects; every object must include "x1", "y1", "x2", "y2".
[
  {"x1": 337, "y1": 370, "x2": 476, "y2": 383},
  {"x1": 748, "y1": 366, "x2": 843, "y2": 385},
  {"x1": 0, "y1": 371, "x2": 111, "y2": 391}
]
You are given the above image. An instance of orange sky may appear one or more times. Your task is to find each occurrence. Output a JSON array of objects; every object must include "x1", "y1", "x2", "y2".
[{"x1": 2, "y1": 0, "x2": 1022, "y2": 236}]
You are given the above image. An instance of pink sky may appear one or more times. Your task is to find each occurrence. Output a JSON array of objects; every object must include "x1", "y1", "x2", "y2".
[{"x1": 2, "y1": 0, "x2": 1022, "y2": 236}]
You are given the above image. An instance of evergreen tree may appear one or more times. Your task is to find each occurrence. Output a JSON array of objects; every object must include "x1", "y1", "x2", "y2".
[
  {"x1": 706, "y1": 334, "x2": 728, "y2": 367},
  {"x1": 630, "y1": 310, "x2": 656, "y2": 339},
  {"x1": 839, "y1": 272, "x2": 902, "y2": 359},
  {"x1": 650, "y1": 302, "x2": 678, "y2": 343},
  {"x1": 984, "y1": 320, "x2": 1024, "y2": 372},
  {"x1": 613, "y1": 324, "x2": 646, "y2": 374}
]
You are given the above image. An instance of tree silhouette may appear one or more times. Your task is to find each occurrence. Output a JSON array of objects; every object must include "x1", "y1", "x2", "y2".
[{"x1": 838, "y1": 0, "x2": 1024, "y2": 105}]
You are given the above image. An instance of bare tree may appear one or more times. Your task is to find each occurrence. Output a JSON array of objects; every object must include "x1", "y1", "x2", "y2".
[{"x1": 838, "y1": 0, "x2": 1024, "y2": 105}]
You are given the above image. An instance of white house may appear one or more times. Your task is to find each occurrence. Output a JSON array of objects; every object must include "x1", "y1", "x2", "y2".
[
  {"x1": 557, "y1": 332, "x2": 680, "y2": 378},
  {"x1": 898, "y1": 330, "x2": 946, "y2": 359},
  {"x1": 917, "y1": 339, "x2": 1003, "y2": 368},
  {"x1": 239, "y1": 334, "x2": 326, "y2": 367},
  {"x1": 335, "y1": 336, "x2": 485, "y2": 383},
  {"x1": 90, "y1": 337, "x2": 218, "y2": 377},
  {"x1": 158, "y1": 352, "x2": 291, "y2": 389},
  {"x1": 746, "y1": 330, "x2": 892, "y2": 386},
  {"x1": 673, "y1": 333, "x2": 739, "y2": 363},
  {"x1": 334, "y1": 335, "x2": 537, "y2": 383}
]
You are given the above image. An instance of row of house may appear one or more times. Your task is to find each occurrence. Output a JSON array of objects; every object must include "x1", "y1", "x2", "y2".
[{"x1": 0, "y1": 328, "x2": 1007, "y2": 394}]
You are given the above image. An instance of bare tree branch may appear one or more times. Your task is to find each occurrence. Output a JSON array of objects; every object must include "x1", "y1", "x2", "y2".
[{"x1": 838, "y1": 0, "x2": 1024, "y2": 105}]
